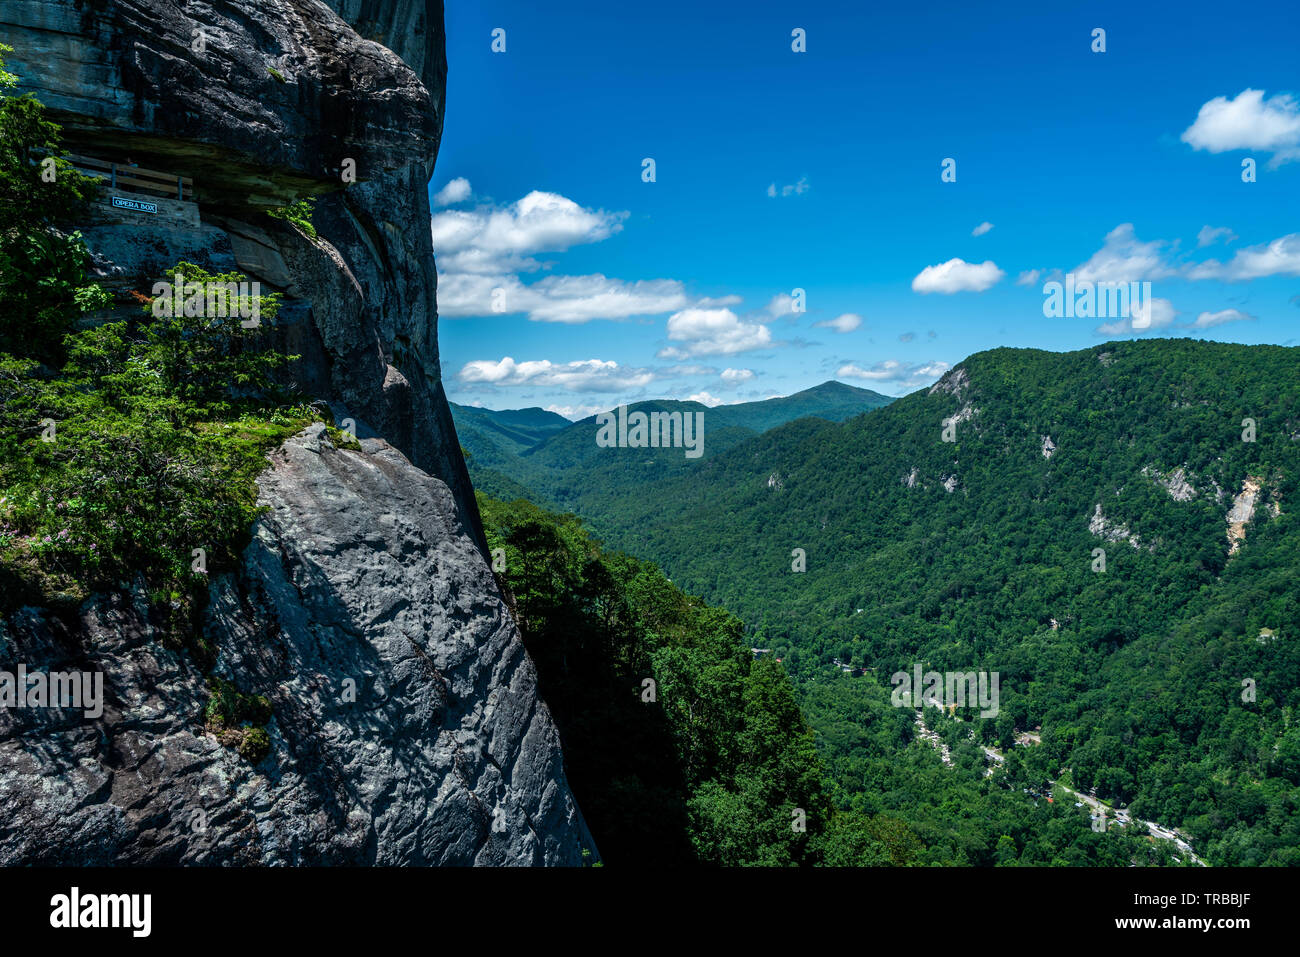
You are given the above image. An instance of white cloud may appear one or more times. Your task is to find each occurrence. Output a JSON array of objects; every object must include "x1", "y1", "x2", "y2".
[
  {"x1": 1181, "y1": 89, "x2": 1300, "y2": 167},
  {"x1": 1197, "y1": 225, "x2": 1237, "y2": 248},
  {"x1": 767, "y1": 176, "x2": 810, "y2": 198},
  {"x1": 437, "y1": 272, "x2": 688, "y2": 323},
  {"x1": 1194, "y1": 308, "x2": 1256, "y2": 328},
  {"x1": 432, "y1": 177, "x2": 472, "y2": 206},
  {"x1": 696, "y1": 294, "x2": 744, "y2": 308},
  {"x1": 544, "y1": 402, "x2": 608, "y2": 421},
  {"x1": 836, "y1": 359, "x2": 951, "y2": 391},
  {"x1": 1095, "y1": 297, "x2": 1177, "y2": 335},
  {"x1": 813, "y1": 313, "x2": 862, "y2": 333},
  {"x1": 1074, "y1": 224, "x2": 1175, "y2": 284},
  {"x1": 687, "y1": 391, "x2": 725, "y2": 407},
  {"x1": 659, "y1": 308, "x2": 773, "y2": 358},
  {"x1": 457, "y1": 357, "x2": 656, "y2": 392},
  {"x1": 720, "y1": 368, "x2": 755, "y2": 382},
  {"x1": 911, "y1": 258, "x2": 1004, "y2": 294},
  {"x1": 1015, "y1": 269, "x2": 1041, "y2": 287},
  {"x1": 1186, "y1": 233, "x2": 1300, "y2": 281},
  {"x1": 660, "y1": 364, "x2": 718, "y2": 377},
  {"x1": 432, "y1": 190, "x2": 627, "y2": 274},
  {"x1": 972, "y1": 221, "x2": 994, "y2": 237},
  {"x1": 762, "y1": 292, "x2": 797, "y2": 319},
  {"x1": 837, "y1": 360, "x2": 902, "y2": 380}
]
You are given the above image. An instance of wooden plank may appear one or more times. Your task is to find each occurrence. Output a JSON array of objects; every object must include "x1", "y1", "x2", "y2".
[
  {"x1": 65, "y1": 153, "x2": 113, "y2": 170},
  {"x1": 64, "y1": 155, "x2": 193, "y2": 186},
  {"x1": 113, "y1": 167, "x2": 175, "y2": 185},
  {"x1": 110, "y1": 174, "x2": 184, "y2": 194}
]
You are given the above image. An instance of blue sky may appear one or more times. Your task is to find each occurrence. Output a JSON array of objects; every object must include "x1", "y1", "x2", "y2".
[{"x1": 433, "y1": 0, "x2": 1300, "y2": 418}]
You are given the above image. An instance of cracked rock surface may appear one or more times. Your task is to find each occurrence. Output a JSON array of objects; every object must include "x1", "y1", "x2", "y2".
[{"x1": 0, "y1": 426, "x2": 594, "y2": 864}]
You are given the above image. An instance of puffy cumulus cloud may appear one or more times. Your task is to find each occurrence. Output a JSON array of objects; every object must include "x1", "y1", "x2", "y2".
[
  {"x1": 544, "y1": 402, "x2": 608, "y2": 421},
  {"x1": 1194, "y1": 308, "x2": 1256, "y2": 328},
  {"x1": 1181, "y1": 89, "x2": 1300, "y2": 167},
  {"x1": 972, "y1": 221, "x2": 994, "y2": 237},
  {"x1": 687, "y1": 391, "x2": 725, "y2": 407},
  {"x1": 836, "y1": 359, "x2": 951, "y2": 391},
  {"x1": 437, "y1": 273, "x2": 688, "y2": 323},
  {"x1": 766, "y1": 176, "x2": 810, "y2": 198},
  {"x1": 456, "y1": 357, "x2": 656, "y2": 392},
  {"x1": 1074, "y1": 224, "x2": 1176, "y2": 284},
  {"x1": 1031, "y1": 225, "x2": 1297, "y2": 290},
  {"x1": 658, "y1": 308, "x2": 773, "y2": 358},
  {"x1": 762, "y1": 292, "x2": 798, "y2": 319},
  {"x1": 524, "y1": 275, "x2": 687, "y2": 323},
  {"x1": 813, "y1": 313, "x2": 863, "y2": 333},
  {"x1": 432, "y1": 177, "x2": 472, "y2": 206},
  {"x1": 1095, "y1": 297, "x2": 1177, "y2": 336},
  {"x1": 720, "y1": 367, "x2": 755, "y2": 382},
  {"x1": 432, "y1": 190, "x2": 627, "y2": 274},
  {"x1": 911, "y1": 258, "x2": 1004, "y2": 294},
  {"x1": 1186, "y1": 233, "x2": 1300, "y2": 281},
  {"x1": 1197, "y1": 225, "x2": 1237, "y2": 248}
]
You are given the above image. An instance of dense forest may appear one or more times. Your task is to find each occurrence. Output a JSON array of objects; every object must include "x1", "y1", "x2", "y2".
[
  {"x1": 477, "y1": 492, "x2": 1194, "y2": 865},
  {"x1": 464, "y1": 340, "x2": 1300, "y2": 865}
]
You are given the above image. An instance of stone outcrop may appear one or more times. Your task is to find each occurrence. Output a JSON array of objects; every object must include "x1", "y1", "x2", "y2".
[
  {"x1": 1142, "y1": 465, "x2": 1197, "y2": 502},
  {"x1": 4, "y1": 0, "x2": 476, "y2": 543},
  {"x1": 0, "y1": 427, "x2": 594, "y2": 864},
  {"x1": 1226, "y1": 476, "x2": 1261, "y2": 555},
  {"x1": 0, "y1": 1, "x2": 596, "y2": 864},
  {"x1": 1089, "y1": 503, "x2": 1141, "y2": 549}
]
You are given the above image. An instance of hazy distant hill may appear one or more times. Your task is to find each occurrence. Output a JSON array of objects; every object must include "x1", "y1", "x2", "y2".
[
  {"x1": 450, "y1": 380, "x2": 893, "y2": 506},
  {"x1": 449, "y1": 402, "x2": 572, "y2": 469}
]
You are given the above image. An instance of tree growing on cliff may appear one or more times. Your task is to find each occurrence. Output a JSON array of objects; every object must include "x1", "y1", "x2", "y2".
[{"x1": 0, "y1": 46, "x2": 108, "y2": 361}]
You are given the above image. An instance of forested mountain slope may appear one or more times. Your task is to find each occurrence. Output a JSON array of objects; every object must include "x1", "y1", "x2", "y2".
[
  {"x1": 449, "y1": 402, "x2": 571, "y2": 468},
  {"x1": 452, "y1": 380, "x2": 892, "y2": 511},
  {"x1": 504, "y1": 339, "x2": 1300, "y2": 864}
]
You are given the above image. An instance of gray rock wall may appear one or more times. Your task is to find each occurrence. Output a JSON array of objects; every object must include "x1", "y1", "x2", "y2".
[
  {"x1": 0, "y1": 427, "x2": 594, "y2": 864},
  {"x1": 0, "y1": 1, "x2": 596, "y2": 864}
]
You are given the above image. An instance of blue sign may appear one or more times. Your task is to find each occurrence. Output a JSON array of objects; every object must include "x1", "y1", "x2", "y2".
[{"x1": 112, "y1": 196, "x2": 158, "y2": 214}]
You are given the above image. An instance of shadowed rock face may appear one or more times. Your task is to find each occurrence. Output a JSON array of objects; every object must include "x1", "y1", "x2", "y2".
[
  {"x1": 0, "y1": 427, "x2": 594, "y2": 864},
  {"x1": 0, "y1": 2, "x2": 596, "y2": 864},
  {"x1": 4, "y1": 0, "x2": 476, "y2": 541}
]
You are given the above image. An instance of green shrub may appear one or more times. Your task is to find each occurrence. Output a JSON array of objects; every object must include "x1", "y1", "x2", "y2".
[
  {"x1": 238, "y1": 726, "x2": 271, "y2": 763},
  {"x1": 266, "y1": 198, "x2": 316, "y2": 239},
  {"x1": 205, "y1": 677, "x2": 272, "y2": 730}
]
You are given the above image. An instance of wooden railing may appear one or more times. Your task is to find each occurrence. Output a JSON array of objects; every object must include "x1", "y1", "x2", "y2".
[{"x1": 65, "y1": 153, "x2": 194, "y2": 202}]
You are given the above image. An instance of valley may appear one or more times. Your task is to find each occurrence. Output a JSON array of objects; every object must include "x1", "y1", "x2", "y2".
[{"x1": 453, "y1": 339, "x2": 1300, "y2": 865}]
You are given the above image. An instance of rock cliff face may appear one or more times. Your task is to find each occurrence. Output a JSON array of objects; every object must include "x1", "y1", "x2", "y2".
[
  {"x1": 5, "y1": 0, "x2": 472, "y2": 533},
  {"x1": 0, "y1": 1, "x2": 596, "y2": 864}
]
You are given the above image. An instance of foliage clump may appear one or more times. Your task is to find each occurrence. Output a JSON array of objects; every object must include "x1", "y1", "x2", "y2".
[
  {"x1": 205, "y1": 678, "x2": 274, "y2": 764},
  {"x1": 479, "y1": 493, "x2": 837, "y2": 866},
  {"x1": 0, "y1": 50, "x2": 311, "y2": 645},
  {"x1": 266, "y1": 198, "x2": 316, "y2": 239}
]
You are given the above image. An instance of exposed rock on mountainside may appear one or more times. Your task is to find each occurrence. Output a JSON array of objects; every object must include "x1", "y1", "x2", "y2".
[
  {"x1": 0, "y1": 427, "x2": 594, "y2": 864},
  {"x1": 0, "y1": 1, "x2": 595, "y2": 863},
  {"x1": 1226, "y1": 476, "x2": 1261, "y2": 555},
  {"x1": 1089, "y1": 503, "x2": 1141, "y2": 549},
  {"x1": 1144, "y1": 465, "x2": 1197, "y2": 502}
]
